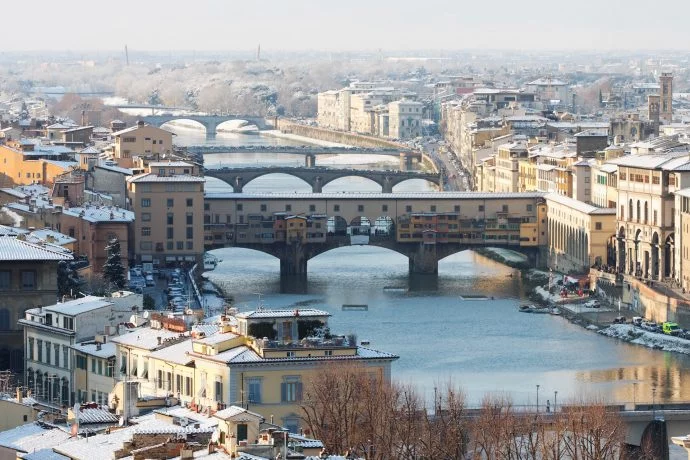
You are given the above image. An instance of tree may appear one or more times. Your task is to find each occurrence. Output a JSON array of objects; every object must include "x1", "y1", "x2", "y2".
[
  {"x1": 103, "y1": 238, "x2": 126, "y2": 290},
  {"x1": 143, "y1": 294, "x2": 155, "y2": 310},
  {"x1": 57, "y1": 261, "x2": 82, "y2": 298}
]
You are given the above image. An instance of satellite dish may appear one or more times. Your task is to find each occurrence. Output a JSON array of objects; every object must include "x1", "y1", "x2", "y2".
[
  {"x1": 185, "y1": 309, "x2": 194, "y2": 315},
  {"x1": 179, "y1": 417, "x2": 189, "y2": 427}
]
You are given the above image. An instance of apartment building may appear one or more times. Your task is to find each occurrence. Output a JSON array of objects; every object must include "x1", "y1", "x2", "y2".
[
  {"x1": 112, "y1": 308, "x2": 397, "y2": 434},
  {"x1": 112, "y1": 121, "x2": 173, "y2": 168},
  {"x1": 127, "y1": 161, "x2": 205, "y2": 267},
  {"x1": 0, "y1": 142, "x2": 77, "y2": 187},
  {"x1": 0, "y1": 237, "x2": 72, "y2": 372},
  {"x1": 72, "y1": 341, "x2": 116, "y2": 405},
  {"x1": 388, "y1": 99, "x2": 424, "y2": 140},
  {"x1": 494, "y1": 140, "x2": 529, "y2": 192}
]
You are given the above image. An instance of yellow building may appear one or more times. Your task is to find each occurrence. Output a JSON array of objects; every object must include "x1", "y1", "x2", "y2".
[
  {"x1": 72, "y1": 341, "x2": 117, "y2": 405},
  {"x1": 546, "y1": 193, "x2": 617, "y2": 273},
  {"x1": 0, "y1": 142, "x2": 76, "y2": 187},
  {"x1": 113, "y1": 309, "x2": 397, "y2": 433},
  {"x1": 494, "y1": 140, "x2": 529, "y2": 192},
  {"x1": 112, "y1": 122, "x2": 173, "y2": 168},
  {"x1": 127, "y1": 161, "x2": 205, "y2": 267}
]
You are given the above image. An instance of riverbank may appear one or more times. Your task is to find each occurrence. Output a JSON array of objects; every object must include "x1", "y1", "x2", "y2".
[
  {"x1": 261, "y1": 129, "x2": 351, "y2": 148},
  {"x1": 475, "y1": 247, "x2": 530, "y2": 269},
  {"x1": 599, "y1": 324, "x2": 690, "y2": 355}
]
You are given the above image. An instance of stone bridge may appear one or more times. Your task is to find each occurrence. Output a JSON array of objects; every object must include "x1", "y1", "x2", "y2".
[
  {"x1": 186, "y1": 145, "x2": 415, "y2": 156},
  {"x1": 202, "y1": 192, "x2": 548, "y2": 283},
  {"x1": 142, "y1": 114, "x2": 269, "y2": 134},
  {"x1": 204, "y1": 166, "x2": 442, "y2": 193}
]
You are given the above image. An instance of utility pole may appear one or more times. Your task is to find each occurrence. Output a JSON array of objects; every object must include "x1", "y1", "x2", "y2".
[{"x1": 124, "y1": 45, "x2": 130, "y2": 66}]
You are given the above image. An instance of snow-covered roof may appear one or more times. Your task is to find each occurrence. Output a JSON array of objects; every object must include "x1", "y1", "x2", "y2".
[
  {"x1": 0, "y1": 237, "x2": 73, "y2": 261},
  {"x1": 607, "y1": 152, "x2": 689, "y2": 169},
  {"x1": 598, "y1": 163, "x2": 618, "y2": 173},
  {"x1": 149, "y1": 161, "x2": 194, "y2": 168},
  {"x1": 527, "y1": 77, "x2": 568, "y2": 86},
  {"x1": 236, "y1": 308, "x2": 330, "y2": 319},
  {"x1": 214, "y1": 405, "x2": 263, "y2": 421},
  {"x1": 71, "y1": 341, "x2": 117, "y2": 358},
  {"x1": 73, "y1": 406, "x2": 119, "y2": 424},
  {"x1": 0, "y1": 423, "x2": 72, "y2": 454},
  {"x1": 205, "y1": 192, "x2": 547, "y2": 200},
  {"x1": 28, "y1": 228, "x2": 76, "y2": 245},
  {"x1": 148, "y1": 338, "x2": 194, "y2": 365},
  {"x1": 128, "y1": 173, "x2": 204, "y2": 183},
  {"x1": 545, "y1": 193, "x2": 616, "y2": 215},
  {"x1": 110, "y1": 327, "x2": 184, "y2": 351},
  {"x1": 96, "y1": 163, "x2": 133, "y2": 175},
  {"x1": 42, "y1": 296, "x2": 111, "y2": 316},
  {"x1": 153, "y1": 405, "x2": 219, "y2": 427},
  {"x1": 62, "y1": 205, "x2": 134, "y2": 223},
  {"x1": 194, "y1": 332, "x2": 237, "y2": 345},
  {"x1": 192, "y1": 345, "x2": 398, "y2": 365},
  {"x1": 80, "y1": 146, "x2": 101, "y2": 154}
]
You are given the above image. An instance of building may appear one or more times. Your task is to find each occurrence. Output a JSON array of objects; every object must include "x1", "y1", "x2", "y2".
[
  {"x1": 609, "y1": 152, "x2": 690, "y2": 281},
  {"x1": 0, "y1": 142, "x2": 77, "y2": 188},
  {"x1": 388, "y1": 99, "x2": 424, "y2": 139},
  {"x1": 525, "y1": 77, "x2": 570, "y2": 105},
  {"x1": 19, "y1": 293, "x2": 141, "y2": 405},
  {"x1": 111, "y1": 121, "x2": 173, "y2": 168},
  {"x1": 545, "y1": 193, "x2": 616, "y2": 273},
  {"x1": 660, "y1": 72, "x2": 673, "y2": 123},
  {"x1": 72, "y1": 340, "x2": 117, "y2": 405},
  {"x1": 0, "y1": 237, "x2": 72, "y2": 372},
  {"x1": 112, "y1": 308, "x2": 397, "y2": 434},
  {"x1": 127, "y1": 161, "x2": 205, "y2": 267},
  {"x1": 494, "y1": 140, "x2": 529, "y2": 192}
]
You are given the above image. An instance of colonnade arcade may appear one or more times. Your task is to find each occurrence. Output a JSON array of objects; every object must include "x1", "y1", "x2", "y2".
[{"x1": 617, "y1": 226, "x2": 674, "y2": 280}]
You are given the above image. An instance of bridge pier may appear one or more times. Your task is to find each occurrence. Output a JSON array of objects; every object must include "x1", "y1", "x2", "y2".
[
  {"x1": 312, "y1": 177, "x2": 323, "y2": 193},
  {"x1": 232, "y1": 176, "x2": 244, "y2": 193},
  {"x1": 382, "y1": 177, "x2": 393, "y2": 193},
  {"x1": 409, "y1": 244, "x2": 439, "y2": 275},
  {"x1": 205, "y1": 121, "x2": 218, "y2": 136},
  {"x1": 400, "y1": 153, "x2": 413, "y2": 171},
  {"x1": 305, "y1": 153, "x2": 316, "y2": 168},
  {"x1": 278, "y1": 241, "x2": 309, "y2": 280}
]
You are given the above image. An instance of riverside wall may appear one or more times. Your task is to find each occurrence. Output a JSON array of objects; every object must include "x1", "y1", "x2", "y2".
[{"x1": 276, "y1": 119, "x2": 439, "y2": 173}]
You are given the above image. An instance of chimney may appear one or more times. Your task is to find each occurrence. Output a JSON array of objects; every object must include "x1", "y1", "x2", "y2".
[
  {"x1": 157, "y1": 336, "x2": 162, "y2": 346},
  {"x1": 16, "y1": 388, "x2": 22, "y2": 404},
  {"x1": 137, "y1": 120, "x2": 145, "y2": 128},
  {"x1": 96, "y1": 343, "x2": 102, "y2": 351}
]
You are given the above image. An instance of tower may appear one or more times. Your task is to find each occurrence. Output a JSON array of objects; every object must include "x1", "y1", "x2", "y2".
[{"x1": 660, "y1": 72, "x2": 673, "y2": 123}]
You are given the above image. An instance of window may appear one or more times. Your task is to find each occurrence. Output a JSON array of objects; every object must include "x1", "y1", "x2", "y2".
[
  {"x1": 141, "y1": 227, "x2": 151, "y2": 236},
  {"x1": 358, "y1": 205, "x2": 364, "y2": 212},
  {"x1": 20, "y1": 271, "x2": 36, "y2": 290},
  {"x1": 45, "y1": 341, "x2": 51, "y2": 364},
  {"x1": 430, "y1": 205, "x2": 436, "y2": 212},
  {"x1": 167, "y1": 242, "x2": 174, "y2": 250},
  {"x1": 177, "y1": 241, "x2": 184, "y2": 250},
  {"x1": 167, "y1": 213, "x2": 174, "y2": 225},
  {"x1": 91, "y1": 357, "x2": 96, "y2": 373},
  {"x1": 122, "y1": 136, "x2": 136, "y2": 142},
  {"x1": 526, "y1": 204, "x2": 533, "y2": 212},
  {"x1": 98, "y1": 360, "x2": 103, "y2": 375},
  {"x1": 167, "y1": 227, "x2": 174, "y2": 239},
  {"x1": 28, "y1": 338, "x2": 34, "y2": 361},
  {"x1": 260, "y1": 204, "x2": 267, "y2": 212},
  {"x1": 167, "y1": 372, "x2": 172, "y2": 391},
  {"x1": 454, "y1": 205, "x2": 460, "y2": 212},
  {"x1": 309, "y1": 205, "x2": 316, "y2": 212},
  {"x1": 186, "y1": 241, "x2": 194, "y2": 250},
  {"x1": 478, "y1": 205, "x2": 485, "y2": 212},
  {"x1": 204, "y1": 203, "x2": 210, "y2": 211},
  {"x1": 185, "y1": 376, "x2": 192, "y2": 396},
  {"x1": 0, "y1": 271, "x2": 9, "y2": 289},
  {"x1": 54, "y1": 344, "x2": 60, "y2": 367},
  {"x1": 595, "y1": 222, "x2": 602, "y2": 230},
  {"x1": 186, "y1": 227, "x2": 194, "y2": 239},
  {"x1": 382, "y1": 205, "x2": 388, "y2": 212},
  {"x1": 215, "y1": 380, "x2": 223, "y2": 402},
  {"x1": 186, "y1": 198, "x2": 193, "y2": 207},
  {"x1": 142, "y1": 213, "x2": 151, "y2": 221},
  {"x1": 584, "y1": 177, "x2": 591, "y2": 183},
  {"x1": 248, "y1": 378, "x2": 262, "y2": 403},
  {"x1": 167, "y1": 199, "x2": 174, "y2": 207},
  {"x1": 236, "y1": 204, "x2": 243, "y2": 211},
  {"x1": 333, "y1": 205, "x2": 340, "y2": 212},
  {"x1": 37, "y1": 340, "x2": 43, "y2": 362},
  {"x1": 286, "y1": 205, "x2": 292, "y2": 212},
  {"x1": 186, "y1": 213, "x2": 193, "y2": 225},
  {"x1": 62, "y1": 345, "x2": 69, "y2": 368},
  {"x1": 76, "y1": 355, "x2": 87, "y2": 370},
  {"x1": 406, "y1": 205, "x2": 412, "y2": 213},
  {"x1": 141, "y1": 198, "x2": 151, "y2": 207},
  {"x1": 281, "y1": 379, "x2": 302, "y2": 402},
  {"x1": 157, "y1": 370, "x2": 163, "y2": 389},
  {"x1": 502, "y1": 205, "x2": 509, "y2": 212}
]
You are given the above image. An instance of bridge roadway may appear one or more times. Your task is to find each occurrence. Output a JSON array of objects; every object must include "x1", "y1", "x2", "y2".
[
  {"x1": 186, "y1": 145, "x2": 416, "y2": 156},
  {"x1": 204, "y1": 166, "x2": 442, "y2": 193},
  {"x1": 142, "y1": 114, "x2": 269, "y2": 133},
  {"x1": 203, "y1": 191, "x2": 548, "y2": 281}
]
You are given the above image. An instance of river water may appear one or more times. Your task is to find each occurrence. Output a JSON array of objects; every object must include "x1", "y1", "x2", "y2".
[{"x1": 170, "y1": 124, "x2": 690, "y2": 407}]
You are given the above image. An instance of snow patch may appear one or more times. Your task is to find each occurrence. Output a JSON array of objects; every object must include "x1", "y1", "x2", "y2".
[
  {"x1": 599, "y1": 324, "x2": 690, "y2": 355},
  {"x1": 262, "y1": 130, "x2": 351, "y2": 148},
  {"x1": 484, "y1": 247, "x2": 529, "y2": 263}
]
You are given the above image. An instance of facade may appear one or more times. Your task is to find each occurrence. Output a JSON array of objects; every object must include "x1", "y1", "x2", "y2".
[
  {"x1": 660, "y1": 72, "x2": 673, "y2": 123},
  {"x1": 494, "y1": 140, "x2": 529, "y2": 192},
  {"x1": 0, "y1": 237, "x2": 71, "y2": 372},
  {"x1": 546, "y1": 193, "x2": 616, "y2": 273},
  {"x1": 0, "y1": 142, "x2": 76, "y2": 188},
  {"x1": 72, "y1": 341, "x2": 117, "y2": 405},
  {"x1": 127, "y1": 162, "x2": 205, "y2": 267},
  {"x1": 112, "y1": 122, "x2": 173, "y2": 168},
  {"x1": 610, "y1": 153, "x2": 690, "y2": 281},
  {"x1": 525, "y1": 77, "x2": 570, "y2": 104},
  {"x1": 388, "y1": 99, "x2": 423, "y2": 139},
  {"x1": 112, "y1": 309, "x2": 397, "y2": 434}
]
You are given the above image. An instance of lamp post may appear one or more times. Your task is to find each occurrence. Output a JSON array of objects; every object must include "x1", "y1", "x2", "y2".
[
  {"x1": 536, "y1": 384, "x2": 540, "y2": 413},
  {"x1": 554, "y1": 391, "x2": 558, "y2": 413}
]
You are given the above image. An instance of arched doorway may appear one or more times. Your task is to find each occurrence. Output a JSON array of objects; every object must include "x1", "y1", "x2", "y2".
[
  {"x1": 651, "y1": 232, "x2": 660, "y2": 280},
  {"x1": 665, "y1": 233, "x2": 675, "y2": 279},
  {"x1": 327, "y1": 216, "x2": 348, "y2": 236}
]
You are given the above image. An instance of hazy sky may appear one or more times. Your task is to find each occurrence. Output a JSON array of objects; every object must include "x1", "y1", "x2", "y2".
[{"x1": 6, "y1": 0, "x2": 690, "y2": 52}]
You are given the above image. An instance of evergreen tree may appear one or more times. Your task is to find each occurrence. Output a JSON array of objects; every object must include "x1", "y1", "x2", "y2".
[
  {"x1": 103, "y1": 238, "x2": 126, "y2": 290},
  {"x1": 57, "y1": 261, "x2": 82, "y2": 298}
]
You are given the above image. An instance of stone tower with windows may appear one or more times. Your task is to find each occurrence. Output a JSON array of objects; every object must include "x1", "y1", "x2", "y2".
[{"x1": 660, "y1": 73, "x2": 673, "y2": 123}]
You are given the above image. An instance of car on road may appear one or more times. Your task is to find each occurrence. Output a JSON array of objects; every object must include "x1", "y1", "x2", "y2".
[{"x1": 145, "y1": 275, "x2": 155, "y2": 287}]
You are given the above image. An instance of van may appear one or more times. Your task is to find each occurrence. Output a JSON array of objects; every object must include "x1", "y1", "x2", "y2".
[
  {"x1": 145, "y1": 275, "x2": 155, "y2": 287},
  {"x1": 632, "y1": 316, "x2": 643, "y2": 326},
  {"x1": 663, "y1": 322, "x2": 681, "y2": 336}
]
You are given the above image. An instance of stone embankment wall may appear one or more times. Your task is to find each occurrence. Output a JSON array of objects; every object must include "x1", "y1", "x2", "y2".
[{"x1": 277, "y1": 119, "x2": 439, "y2": 173}]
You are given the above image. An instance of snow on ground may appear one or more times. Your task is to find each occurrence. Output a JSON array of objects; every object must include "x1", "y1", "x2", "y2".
[
  {"x1": 313, "y1": 153, "x2": 399, "y2": 167},
  {"x1": 262, "y1": 130, "x2": 350, "y2": 148},
  {"x1": 670, "y1": 443, "x2": 687, "y2": 460},
  {"x1": 484, "y1": 247, "x2": 528, "y2": 263},
  {"x1": 599, "y1": 324, "x2": 690, "y2": 355}
]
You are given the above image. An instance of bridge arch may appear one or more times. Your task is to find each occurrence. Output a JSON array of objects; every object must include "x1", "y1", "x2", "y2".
[
  {"x1": 216, "y1": 119, "x2": 259, "y2": 132},
  {"x1": 320, "y1": 175, "x2": 384, "y2": 191},
  {"x1": 390, "y1": 177, "x2": 441, "y2": 192},
  {"x1": 159, "y1": 118, "x2": 208, "y2": 133}
]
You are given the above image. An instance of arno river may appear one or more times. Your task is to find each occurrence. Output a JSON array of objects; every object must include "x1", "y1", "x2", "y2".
[{"x1": 172, "y1": 125, "x2": 690, "y2": 408}]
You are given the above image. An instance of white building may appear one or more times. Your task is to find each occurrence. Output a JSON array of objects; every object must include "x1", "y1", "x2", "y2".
[{"x1": 388, "y1": 99, "x2": 424, "y2": 140}]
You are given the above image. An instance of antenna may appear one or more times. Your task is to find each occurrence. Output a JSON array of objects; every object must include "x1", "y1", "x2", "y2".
[
  {"x1": 124, "y1": 45, "x2": 130, "y2": 66},
  {"x1": 253, "y1": 293, "x2": 264, "y2": 310}
]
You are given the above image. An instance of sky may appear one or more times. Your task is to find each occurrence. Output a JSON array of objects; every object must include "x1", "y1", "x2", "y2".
[{"x1": 5, "y1": 0, "x2": 690, "y2": 52}]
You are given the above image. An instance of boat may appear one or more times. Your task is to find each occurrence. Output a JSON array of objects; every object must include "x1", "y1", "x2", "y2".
[
  {"x1": 383, "y1": 286, "x2": 407, "y2": 293},
  {"x1": 342, "y1": 304, "x2": 368, "y2": 311},
  {"x1": 203, "y1": 254, "x2": 219, "y2": 271},
  {"x1": 519, "y1": 304, "x2": 550, "y2": 314},
  {"x1": 459, "y1": 295, "x2": 491, "y2": 301},
  {"x1": 549, "y1": 307, "x2": 562, "y2": 315}
]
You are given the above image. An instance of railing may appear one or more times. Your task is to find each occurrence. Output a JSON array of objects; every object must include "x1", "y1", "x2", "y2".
[{"x1": 255, "y1": 336, "x2": 353, "y2": 350}]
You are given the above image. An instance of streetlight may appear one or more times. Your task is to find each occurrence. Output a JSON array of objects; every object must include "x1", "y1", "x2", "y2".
[
  {"x1": 554, "y1": 391, "x2": 558, "y2": 413},
  {"x1": 536, "y1": 384, "x2": 540, "y2": 413}
]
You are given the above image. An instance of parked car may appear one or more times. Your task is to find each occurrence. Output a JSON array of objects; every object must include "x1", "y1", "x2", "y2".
[
  {"x1": 663, "y1": 322, "x2": 681, "y2": 336},
  {"x1": 145, "y1": 275, "x2": 155, "y2": 287},
  {"x1": 613, "y1": 316, "x2": 626, "y2": 324}
]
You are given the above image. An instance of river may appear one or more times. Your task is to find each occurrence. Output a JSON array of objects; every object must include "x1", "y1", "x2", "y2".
[{"x1": 169, "y1": 124, "x2": 690, "y2": 408}]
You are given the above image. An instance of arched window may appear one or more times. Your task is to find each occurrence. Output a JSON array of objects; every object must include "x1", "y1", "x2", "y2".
[
  {"x1": 637, "y1": 201, "x2": 641, "y2": 222},
  {"x1": 644, "y1": 202, "x2": 649, "y2": 224},
  {"x1": 629, "y1": 199, "x2": 633, "y2": 222}
]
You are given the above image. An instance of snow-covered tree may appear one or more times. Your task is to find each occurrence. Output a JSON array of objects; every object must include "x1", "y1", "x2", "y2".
[
  {"x1": 57, "y1": 261, "x2": 82, "y2": 298},
  {"x1": 103, "y1": 238, "x2": 126, "y2": 290}
]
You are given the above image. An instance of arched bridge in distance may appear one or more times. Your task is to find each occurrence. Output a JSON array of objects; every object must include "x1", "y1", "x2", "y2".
[
  {"x1": 204, "y1": 166, "x2": 443, "y2": 193},
  {"x1": 202, "y1": 191, "x2": 548, "y2": 281},
  {"x1": 142, "y1": 114, "x2": 269, "y2": 134}
]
